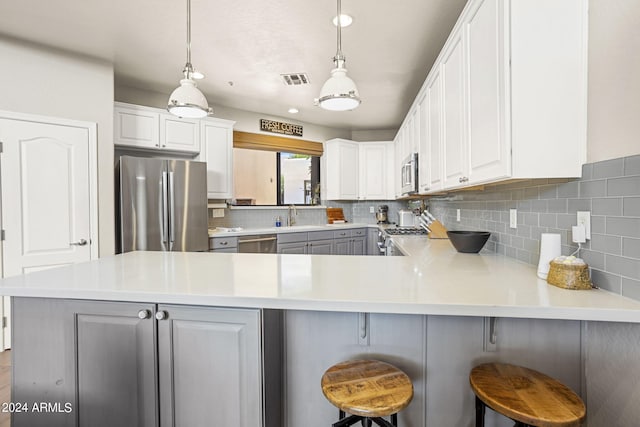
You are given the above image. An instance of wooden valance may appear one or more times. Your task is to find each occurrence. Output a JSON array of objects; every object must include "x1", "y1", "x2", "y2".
[{"x1": 233, "y1": 131, "x2": 323, "y2": 156}]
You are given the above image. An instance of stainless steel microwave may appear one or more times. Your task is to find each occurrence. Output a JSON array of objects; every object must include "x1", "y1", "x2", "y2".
[{"x1": 401, "y1": 153, "x2": 419, "y2": 195}]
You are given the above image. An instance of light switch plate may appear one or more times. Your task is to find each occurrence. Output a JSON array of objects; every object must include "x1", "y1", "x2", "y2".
[
  {"x1": 577, "y1": 211, "x2": 591, "y2": 240},
  {"x1": 369, "y1": 206, "x2": 374, "y2": 214},
  {"x1": 456, "y1": 209, "x2": 461, "y2": 222}
]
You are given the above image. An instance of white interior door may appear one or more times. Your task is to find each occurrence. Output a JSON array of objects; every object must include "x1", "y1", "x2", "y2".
[{"x1": 0, "y1": 113, "x2": 98, "y2": 349}]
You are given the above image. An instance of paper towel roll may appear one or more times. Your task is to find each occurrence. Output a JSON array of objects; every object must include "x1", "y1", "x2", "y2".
[{"x1": 537, "y1": 233, "x2": 562, "y2": 279}]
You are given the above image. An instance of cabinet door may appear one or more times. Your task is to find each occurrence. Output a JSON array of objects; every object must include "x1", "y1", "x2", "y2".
[
  {"x1": 465, "y1": 0, "x2": 510, "y2": 183},
  {"x1": 420, "y1": 70, "x2": 444, "y2": 193},
  {"x1": 333, "y1": 238, "x2": 350, "y2": 255},
  {"x1": 12, "y1": 297, "x2": 157, "y2": 427},
  {"x1": 308, "y1": 239, "x2": 333, "y2": 254},
  {"x1": 157, "y1": 305, "x2": 262, "y2": 427},
  {"x1": 277, "y1": 241, "x2": 308, "y2": 254},
  {"x1": 114, "y1": 105, "x2": 159, "y2": 149},
  {"x1": 202, "y1": 120, "x2": 234, "y2": 199},
  {"x1": 160, "y1": 114, "x2": 200, "y2": 153},
  {"x1": 338, "y1": 141, "x2": 359, "y2": 199},
  {"x1": 359, "y1": 143, "x2": 388, "y2": 200},
  {"x1": 351, "y1": 236, "x2": 366, "y2": 255},
  {"x1": 441, "y1": 33, "x2": 467, "y2": 188}
]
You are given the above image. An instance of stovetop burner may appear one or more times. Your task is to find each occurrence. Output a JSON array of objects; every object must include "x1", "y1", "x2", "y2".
[{"x1": 384, "y1": 227, "x2": 427, "y2": 236}]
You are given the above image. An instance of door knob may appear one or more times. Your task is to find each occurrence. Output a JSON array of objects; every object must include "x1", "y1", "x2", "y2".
[{"x1": 70, "y1": 239, "x2": 88, "y2": 246}]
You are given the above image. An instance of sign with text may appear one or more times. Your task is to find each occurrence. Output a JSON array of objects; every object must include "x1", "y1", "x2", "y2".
[{"x1": 260, "y1": 119, "x2": 303, "y2": 137}]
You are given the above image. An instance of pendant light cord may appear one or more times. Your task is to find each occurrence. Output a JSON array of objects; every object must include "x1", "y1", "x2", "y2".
[
  {"x1": 335, "y1": 0, "x2": 345, "y2": 66},
  {"x1": 184, "y1": 0, "x2": 193, "y2": 77}
]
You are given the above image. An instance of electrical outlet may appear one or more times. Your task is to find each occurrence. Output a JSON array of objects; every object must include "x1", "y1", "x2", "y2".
[
  {"x1": 509, "y1": 209, "x2": 517, "y2": 229},
  {"x1": 577, "y1": 211, "x2": 591, "y2": 240},
  {"x1": 369, "y1": 206, "x2": 374, "y2": 214},
  {"x1": 456, "y1": 209, "x2": 461, "y2": 222},
  {"x1": 211, "y1": 208, "x2": 225, "y2": 218}
]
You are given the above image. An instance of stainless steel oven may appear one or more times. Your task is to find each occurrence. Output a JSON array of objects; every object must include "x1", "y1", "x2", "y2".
[{"x1": 401, "y1": 153, "x2": 419, "y2": 195}]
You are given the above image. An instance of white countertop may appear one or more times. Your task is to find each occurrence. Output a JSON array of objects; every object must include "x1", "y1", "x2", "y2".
[{"x1": 2, "y1": 237, "x2": 640, "y2": 323}]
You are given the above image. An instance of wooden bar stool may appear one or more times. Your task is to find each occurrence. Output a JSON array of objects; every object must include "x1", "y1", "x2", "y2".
[
  {"x1": 321, "y1": 359, "x2": 413, "y2": 427},
  {"x1": 469, "y1": 363, "x2": 586, "y2": 427}
]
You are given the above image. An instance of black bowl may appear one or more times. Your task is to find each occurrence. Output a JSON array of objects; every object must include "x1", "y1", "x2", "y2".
[{"x1": 447, "y1": 231, "x2": 491, "y2": 253}]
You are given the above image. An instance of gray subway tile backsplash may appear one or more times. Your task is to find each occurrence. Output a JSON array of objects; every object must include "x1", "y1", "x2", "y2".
[
  {"x1": 429, "y1": 154, "x2": 640, "y2": 302},
  {"x1": 624, "y1": 155, "x2": 640, "y2": 175},
  {"x1": 592, "y1": 158, "x2": 624, "y2": 179},
  {"x1": 592, "y1": 197, "x2": 623, "y2": 216},
  {"x1": 607, "y1": 176, "x2": 640, "y2": 197}
]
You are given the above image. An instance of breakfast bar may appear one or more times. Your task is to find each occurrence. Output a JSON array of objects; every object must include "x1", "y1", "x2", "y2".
[{"x1": 1, "y1": 240, "x2": 640, "y2": 426}]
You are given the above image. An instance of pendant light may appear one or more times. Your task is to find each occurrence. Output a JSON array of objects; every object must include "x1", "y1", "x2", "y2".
[
  {"x1": 167, "y1": 0, "x2": 212, "y2": 118},
  {"x1": 316, "y1": 0, "x2": 361, "y2": 111}
]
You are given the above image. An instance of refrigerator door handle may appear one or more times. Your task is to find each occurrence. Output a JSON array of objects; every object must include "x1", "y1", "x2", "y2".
[
  {"x1": 168, "y1": 171, "x2": 176, "y2": 249},
  {"x1": 162, "y1": 171, "x2": 169, "y2": 245}
]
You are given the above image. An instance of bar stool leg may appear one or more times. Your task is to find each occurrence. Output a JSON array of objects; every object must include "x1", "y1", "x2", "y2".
[
  {"x1": 391, "y1": 413, "x2": 398, "y2": 426},
  {"x1": 475, "y1": 396, "x2": 485, "y2": 427}
]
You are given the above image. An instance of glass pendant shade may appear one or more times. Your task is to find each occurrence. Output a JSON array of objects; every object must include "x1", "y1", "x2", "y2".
[
  {"x1": 318, "y1": 67, "x2": 361, "y2": 111},
  {"x1": 168, "y1": 78, "x2": 210, "y2": 118}
]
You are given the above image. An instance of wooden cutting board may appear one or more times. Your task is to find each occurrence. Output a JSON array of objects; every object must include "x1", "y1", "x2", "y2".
[{"x1": 326, "y1": 208, "x2": 346, "y2": 224}]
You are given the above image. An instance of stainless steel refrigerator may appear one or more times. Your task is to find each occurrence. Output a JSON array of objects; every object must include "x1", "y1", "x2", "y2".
[{"x1": 117, "y1": 156, "x2": 208, "y2": 253}]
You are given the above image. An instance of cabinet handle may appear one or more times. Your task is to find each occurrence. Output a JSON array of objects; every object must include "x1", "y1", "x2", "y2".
[
  {"x1": 137, "y1": 309, "x2": 151, "y2": 319},
  {"x1": 155, "y1": 311, "x2": 168, "y2": 321},
  {"x1": 155, "y1": 143, "x2": 160, "y2": 147},
  {"x1": 220, "y1": 241, "x2": 228, "y2": 245},
  {"x1": 70, "y1": 238, "x2": 88, "y2": 246}
]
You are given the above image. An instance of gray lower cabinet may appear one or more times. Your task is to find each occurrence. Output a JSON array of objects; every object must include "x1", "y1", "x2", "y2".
[
  {"x1": 308, "y1": 239, "x2": 333, "y2": 254},
  {"x1": 209, "y1": 236, "x2": 238, "y2": 252},
  {"x1": 278, "y1": 241, "x2": 308, "y2": 254},
  {"x1": 333, "y1": 229, "x2": 367, "y2": 255},
  {"x1": 11, "y1": 297, "x2": 282, "y2": 427}
]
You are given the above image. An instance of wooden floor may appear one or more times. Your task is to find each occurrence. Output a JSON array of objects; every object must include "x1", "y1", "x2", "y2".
[{"x1": 0, "y1": 350, "x2": 11, "y2": 427}]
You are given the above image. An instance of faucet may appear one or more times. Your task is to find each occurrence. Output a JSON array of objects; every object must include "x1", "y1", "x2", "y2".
[{"x1": 287, "y1": 205, "x2": 298, "y2": 226}]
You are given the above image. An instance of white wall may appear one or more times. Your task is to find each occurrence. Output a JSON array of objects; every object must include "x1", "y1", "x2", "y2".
[
  {"x1": 587, "y1": 0, "x2": 640, "y2": 162},
  {"x1": 115, "y1": 84, "x2": 351, "y2": 142},
  {"x1": 0, "y1": 37, "x2": 115, "y2": 257}
]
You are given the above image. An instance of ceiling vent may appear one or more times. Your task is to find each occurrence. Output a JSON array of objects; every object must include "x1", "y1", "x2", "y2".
[{"x1": 281, "y1": 73, "x2": 310, "y2": 86}]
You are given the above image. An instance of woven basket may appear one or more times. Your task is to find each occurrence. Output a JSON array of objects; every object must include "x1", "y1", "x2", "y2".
[{"x1": 546, "y1": 260, "x2": 592, "y2": 290}]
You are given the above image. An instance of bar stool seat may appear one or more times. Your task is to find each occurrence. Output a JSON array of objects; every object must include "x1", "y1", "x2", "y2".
[
  {"x1": 469, "y1": 363, "x2": 586, "y2": 427},
  {"x1": 321, "y1": 359, "x2": 413, "y2": 427}
]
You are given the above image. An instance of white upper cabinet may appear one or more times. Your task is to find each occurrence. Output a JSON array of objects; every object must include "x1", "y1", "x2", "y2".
[
  {"x1": 160, "y1": 115, "x2": 200, "y2": 153},
  {"x1": 441, "y1": 32, "x2": 467, "y2": 189},
  {"x1": 465, "y1": 0, "x2": 510, "y2": 184},
  {"x1": 114, "y1": 104, "x2": 160, "y2": 149},
  {"x1": 201, "y1": 118, "x2": 235, "y2": 199},
  {"x1": 323, "y1": 139, "x2": 395, "y2": 201},
  {"x1": 323, "y1": 139, "x2": 359, "y2": 200},
  {"x1": 359, "y1": 142, "x2": 395, "y2": 200},
  {"x1": 114, "y1": 102, "x2": 200, "y2": 154},
  {"x1": 418, "y1": 70, "x2": 444, "y2": 194},
  {"x1": 398, "y1": 0, "x2": 588, "y2": 194}
]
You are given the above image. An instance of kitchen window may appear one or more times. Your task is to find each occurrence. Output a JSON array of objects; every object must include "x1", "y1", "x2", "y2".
[{"x1": 231, "y1": 131, "x2": 322, "y2": 206}]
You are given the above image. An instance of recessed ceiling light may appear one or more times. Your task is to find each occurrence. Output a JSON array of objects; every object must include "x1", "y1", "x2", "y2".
[
  {"x1": 332, "y1": 14, "x2": 353, "y2": 27},
  {"x1": 191, "y1": 70, "x2": 205, "y2": 80},
  {"x1": 288, "y1": 107, "x2": 299, "y2": 114}
]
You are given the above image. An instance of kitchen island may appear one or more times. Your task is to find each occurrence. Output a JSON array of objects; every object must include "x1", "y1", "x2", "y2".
[{"x1": 1, "y1": 239, "x2": 639, "y2": 426}]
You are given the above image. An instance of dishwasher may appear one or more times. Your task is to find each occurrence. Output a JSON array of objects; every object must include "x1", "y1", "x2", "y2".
[{"x1": 237, "y1": 234, "x2": 277, "y2": 253}]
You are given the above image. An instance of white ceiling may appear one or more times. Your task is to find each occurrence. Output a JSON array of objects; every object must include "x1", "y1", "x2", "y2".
[{"x1": 0, "y1": 0, "x2": 467, "y2": 131}]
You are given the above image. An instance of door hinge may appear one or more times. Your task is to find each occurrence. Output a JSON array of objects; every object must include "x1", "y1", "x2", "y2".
[
  {"x1": 2, "y1": 316, "x2": 6, "y2": 329},
  {"x1": 0, "y1": 141, "x2": 3, "y2": 153},
  {"x1": 0, "y1": 230, "x2": 4, "y2": 241}
]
